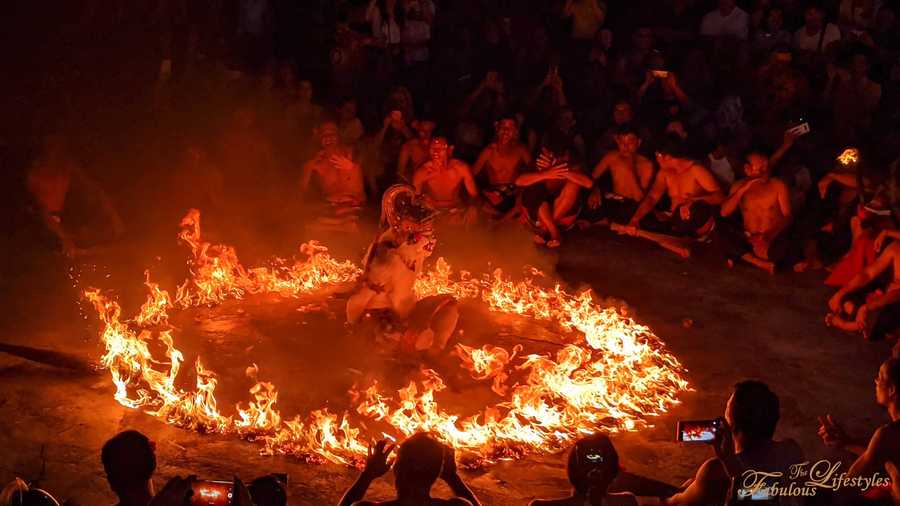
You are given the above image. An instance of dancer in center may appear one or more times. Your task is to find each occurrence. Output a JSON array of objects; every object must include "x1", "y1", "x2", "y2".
[{"x1": 346, "y1": 185, "x2": 459, "y2": 357}]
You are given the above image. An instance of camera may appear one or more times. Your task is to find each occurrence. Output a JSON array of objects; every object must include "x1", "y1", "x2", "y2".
[
  {"x1": 675, "y1": 419, "x2": 721, "y2": 443},
  {"x1": 191, "y1": 480, "x2": 234, "y2": 506}
]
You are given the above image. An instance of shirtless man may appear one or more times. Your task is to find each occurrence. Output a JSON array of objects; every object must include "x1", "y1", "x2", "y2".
[
  {"x1": 818, "y1": 358, "x2": 900, "y2": 502},
  {"x1": 585, "y1": 125, "x2": 654, "y2": 226},
  {"x1": 301, "y1": 121, "x2": 367, "y2": 230},
  {"x1": 826, "y1": 240, "x2": 900, "y2": 340},
  {"x1": 26, "y1": 135, "x2": 125, "y2": 257},
  {"x1": 413, "y1": 137, "x2": 479, "y2": 226},
  {"x1": 397, "y1": 119, "x2": 436, "y2": 183},
  {"x1": 516, "y1": 136, "x2": 593, "y2": 248},
  {"x1": 719, "y1": 151, "x2": 793, "y2": 274},
  {"x1": 616, "y1": 135, "x2": 724, "y2": 258},
  {"x1": 472, "y1": 117, "x2": 532, "y2": 218}
]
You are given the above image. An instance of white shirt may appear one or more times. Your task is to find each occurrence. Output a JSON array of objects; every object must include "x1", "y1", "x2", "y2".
[
  {"x1": 700, "y1": 6, "x2": 749, "y2": 40},
  {"x1": 793, "y1": 23, "x2": 841, "y2": 52}
]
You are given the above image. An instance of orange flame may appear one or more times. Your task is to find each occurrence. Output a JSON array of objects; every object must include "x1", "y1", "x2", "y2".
[{"x1": 83, "y1": 210, "x2": 689, "y2": 467}]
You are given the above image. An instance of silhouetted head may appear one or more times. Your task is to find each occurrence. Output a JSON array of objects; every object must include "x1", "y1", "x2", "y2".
[
  {"x1": 101, "y1": 430, "x2": 156, "y2": 499},
  {"x1": 567, "y1": 433, "x2": 620, "y2": 496},
  {"x1": 248, "y1": 475, "x2": 287, "y2": 506},
  {"x1": 393, "y1": 433, "x2": 445, "y2": 495},
  {"x1": 726, "y1": 381, "x2": 780, "y2": 442}
]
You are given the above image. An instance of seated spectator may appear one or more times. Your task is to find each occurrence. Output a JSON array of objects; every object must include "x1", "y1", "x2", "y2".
[
  {"x1": 751, "y1": 6, "x2": 793, "y2": 56},
  {"x1": 412, "y1": 137, "x2": 479, "y2": 226},
  {"x1": 591, "y1": 99, "x2": 650, "y2": 162},
  {"x1": 337, "y1": 97, "x2": 365, "y2": 148},
  {"x1": 824, "y1": 50, "x2": 882, "y2": 146},
  {"x1": 562, "y1": 0, "x2": 607, "y2": 43},
  {"x1": 472, "y1": 117, "x2": 532, "y2": 219},
  {"x1": 615, "y1": 135, "x2": 724, "y2": 258},
  {"x1": 461, "y1": 70, "x2": 510, "y2": 133},
  {"x1": 0, "y1": 478, "x2": 60, "y2": 506},
  {"x1": 826, "y1": 235, "x2": 900, "y2": 340},
  {"x1": 824, "y1": 192, "x2": 896, "y2": 288},
  {"x1": 397, "y1": 119, "x2": 437, "y2": 183},
  {"x1": 699, "y1": 0, "x2": 749, "y2": 40},
  {"x1": 666, "y1": 381, "x2": 804, "y2": 505},
  {"x1": 248, "y1": 475, "x2": 287, "y2": 506},
  {"x1": 516, "y1": 132, "x2": 593, "y2": 248},
  {"x1": 339, "y1": 435, "x2": 481, "y2": 506},
  {"x1": 301, "y1": 121, "x2": 368, "y2": 231},
  {"x1": 101, "y1": 430, "x2": 157, "y2": 506},
  {"x1": 374, "y1": 108, "x2": 414, "y2": 190},
  {"x1": 718, "y1": 149, "x2": 793, "y2": 274},
  {"x1": 793, "y1": 3, "x2": 841, "y2": 54},
  {"x1": 584, "y1": 125, "x2": 654, "y2": 226},
  {"x1": 529, "y1": 433, "x2": 637, "y2": 506},
  {"x1": 26, "y1": 135, "x2": 125, "y2": 257},
  {"x1": 818, "y1": 358, "x2": 900, "y2": 502}
]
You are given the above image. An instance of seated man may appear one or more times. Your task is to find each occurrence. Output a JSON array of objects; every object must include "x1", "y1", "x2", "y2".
[
  {"x1": 666, "y1": 381, "x2": 804, "y2": 505},
  {"x1": 584, "y1": 125, "x2": 654, "y2": 226},
  {"x1": 412, "y1": 137, "x2": 479, "y2": 227},
  {"x1": 529, "y1": 433, "x2": 638, "y2": 506},
  {"x1": 27, "y1": 135, "x2": 125, "y2": 257},
  {"x1": 516, "y1": 133, "x2": 593, "y2": 248},
  {"x1": 347, "y1": 186, "x2": 458, "y2": 356},
  {"x1": 818, "y1": 358, "x2": 900, "y2": 503},
  {"x1": 101, "y1": 430, "x2": 158, "y2": 506},
  {"x1": 718, "y1": 150, "x2": 793, "y2": 274},
  {"x1": 472, "y1": 117, "x2": 531, "y2": 219},
  {"x1": 616, "y1": 135, "x2": 724, "y2": 258},
  {"x1": 397, "y1": 119, "x2": 436, "y2": 183},
  {"x1": 826, "y1": 240, "x2": 900, "y2": 340},
  {"x1": 300, "y1": 121, "x2": 367, "y2": 232},
  {"x1": 339, "y1": 434, "x2": 481, "y2": 506}
]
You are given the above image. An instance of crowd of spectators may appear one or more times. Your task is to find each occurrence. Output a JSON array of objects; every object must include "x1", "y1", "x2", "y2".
[{"x1": 22, "y1": 0, "x2": 900, "y2": 344}]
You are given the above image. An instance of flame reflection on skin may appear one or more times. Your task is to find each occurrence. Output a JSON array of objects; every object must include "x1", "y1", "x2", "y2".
[{"x1": 83, "y1": 209, "x2": 689, "y2": 467}]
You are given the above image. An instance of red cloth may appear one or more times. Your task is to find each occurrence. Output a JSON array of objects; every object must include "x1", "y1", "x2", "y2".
[{"x1": 825, "y1": 235, "x2": 877, "y2": 287}]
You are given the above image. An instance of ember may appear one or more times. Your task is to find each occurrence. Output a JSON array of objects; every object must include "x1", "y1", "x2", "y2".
[{"x1": 84, "y1": 209, "x2": 689, "y2": 467}]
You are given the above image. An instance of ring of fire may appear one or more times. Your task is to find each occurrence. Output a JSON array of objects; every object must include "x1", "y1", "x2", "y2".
[{"x1": 83, "y1": 209, "x2": 690, "y2": 467}]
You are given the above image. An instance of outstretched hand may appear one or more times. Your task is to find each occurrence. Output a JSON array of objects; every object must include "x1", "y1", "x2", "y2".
[
  {"x1": 362, "y1": 439, "x2": 396, "y2": 479},
  {"x1": 148, "y1": 475, "x2": 195, "y2": 506},
  {"x1": 817, "y1": 415, "x2": 850, "y2": 449},
  {"x1": 713, "y1": 417, "x2": 735, "y2": 464}
]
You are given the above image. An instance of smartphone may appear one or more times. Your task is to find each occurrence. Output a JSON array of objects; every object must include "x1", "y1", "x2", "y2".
[
  {"x1": 584, "y1": 450, "x2": 605, "y2": 463},
  {"x1": 191, "y1": 480, "x2": 234, "y2": 506},
  {"x1": 651, "y1": 70, "x2": 670, "y2": 78},
  {"x1": 786, "y1": 122, "x2": 810, "y2": 136},
  {"x1": 676, "y1": 419, "x2": 721, "y2": 443}
]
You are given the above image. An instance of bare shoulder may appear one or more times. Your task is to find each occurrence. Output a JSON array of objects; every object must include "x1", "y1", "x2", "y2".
[
  {"x1": 690, "y1": 162, "x2": 715, "y2": 177},
  {"x1": 451, "y1": 159, "x2": 472, "y2": 173}
]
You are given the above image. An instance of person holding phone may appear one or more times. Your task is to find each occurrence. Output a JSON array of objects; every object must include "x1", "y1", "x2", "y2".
[
  {"x1": 339, "y1": 434, "x2": 480, "y2": 506},
  {"x1": 666, "y1": 381, "x2": 804, "y2": 505},
  {"x1": 529, "y1": 433, "x2": 637, "y2": 506}
]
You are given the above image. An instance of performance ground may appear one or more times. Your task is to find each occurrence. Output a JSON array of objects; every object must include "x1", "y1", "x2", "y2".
[{"x1": 0, "y1": 225, "x2": 892, "y2": 505}]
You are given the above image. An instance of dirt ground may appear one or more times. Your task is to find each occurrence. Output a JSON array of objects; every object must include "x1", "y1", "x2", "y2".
[{"x1": 0, "y1": 225, "x2": 894, "y2": 506}]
